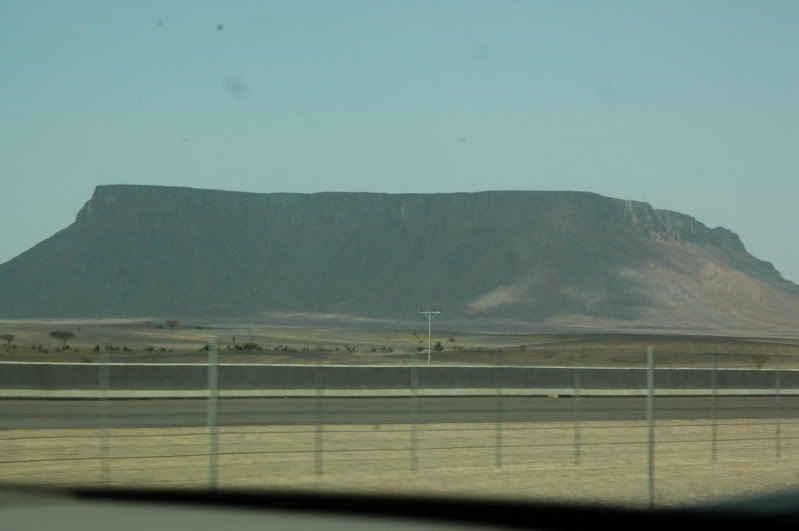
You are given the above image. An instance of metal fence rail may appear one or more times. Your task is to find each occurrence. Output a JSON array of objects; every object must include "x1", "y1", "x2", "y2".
[{"x1": 2, "y1": 346, "x2": 798, "y2": 506}]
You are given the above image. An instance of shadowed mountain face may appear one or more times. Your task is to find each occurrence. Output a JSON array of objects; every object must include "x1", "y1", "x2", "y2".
[{"x1": 1, "y1": 185, "x2": 798, "y2": 331}]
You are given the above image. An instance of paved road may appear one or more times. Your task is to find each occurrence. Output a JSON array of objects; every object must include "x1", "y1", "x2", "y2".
[{"x1": 3, "y1": 396, "x2": 798, "y2": 429}]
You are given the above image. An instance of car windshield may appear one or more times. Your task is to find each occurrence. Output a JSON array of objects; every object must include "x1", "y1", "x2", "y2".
[{"x1": 1, "y1": 0, "x2": 798, "y2": 512}]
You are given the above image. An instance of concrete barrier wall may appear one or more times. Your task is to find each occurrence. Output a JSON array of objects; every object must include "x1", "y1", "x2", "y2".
[{"x1": 1, "y1": 363, "x2": 797, "y2": 391}]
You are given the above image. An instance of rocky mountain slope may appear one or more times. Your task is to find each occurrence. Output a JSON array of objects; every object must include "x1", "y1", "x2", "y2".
[{"x1": 1, "y1": 185, "x2": 797, "y2": 332}]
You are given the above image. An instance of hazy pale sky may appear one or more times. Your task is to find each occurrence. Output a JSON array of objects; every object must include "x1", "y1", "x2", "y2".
[{"x1": 2, "y1": 1, "x2": 797, "y2": 280}]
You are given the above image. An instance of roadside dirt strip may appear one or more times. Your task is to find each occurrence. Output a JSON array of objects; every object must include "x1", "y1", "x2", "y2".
[{"x1": 2, "y1": 419, "x2": 799, "y2": 507}]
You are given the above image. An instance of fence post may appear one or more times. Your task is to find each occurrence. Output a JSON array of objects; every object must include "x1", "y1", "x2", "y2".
[
  {"x1": 573, "y1": 364, "x2": 582, "y2": 466},
  {"x1": 495, "y1": 351, "x2": 503, "y2": 469},
  {"x1": 99, "y1": 350, "x2": 110, "y2": 484},
  {"x1": 776, "y1": 370, "x2": 782, "y2": 459},
  {"x1": 647, "y1": 346, "x2": 655, "y2": 509},
  {"x1": 410, "y1": 365, "x2": 418, "y2": 472},
  {"x1": 711, "y1": 354, "x2": 718, "y2": 462},
  {"x1": 315, "y1": 365, "x2": 325, "y2": 476},
  {"x1": 207, "y1": 336, "x2": 219, "y2": 489}
]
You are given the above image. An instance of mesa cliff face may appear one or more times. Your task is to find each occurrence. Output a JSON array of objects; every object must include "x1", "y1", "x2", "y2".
[{"x1": 1, "y1": 185, "x2": 796, "y2": 331}]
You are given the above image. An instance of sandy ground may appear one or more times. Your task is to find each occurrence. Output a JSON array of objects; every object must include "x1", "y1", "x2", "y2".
[
  {"x1": 3, "y1": 419, "x2": 799, "y2": 507},
  {"x1": 2, "y1": 320, "x2": 799, "y2": 368}
]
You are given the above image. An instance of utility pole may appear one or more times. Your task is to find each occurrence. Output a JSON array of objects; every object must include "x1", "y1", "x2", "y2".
[{"x1": 419, "y1": 308, "x2": 441, "y2": 366}]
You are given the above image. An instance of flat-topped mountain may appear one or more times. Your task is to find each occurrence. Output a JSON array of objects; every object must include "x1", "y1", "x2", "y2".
[{"x1": 1, "y1": 185, "x2": 797, "y2": 332}]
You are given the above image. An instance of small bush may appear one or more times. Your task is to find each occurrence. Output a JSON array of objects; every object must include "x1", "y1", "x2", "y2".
[{"x1": 752, "y1": 354, "x2": 769, "y2": 369}]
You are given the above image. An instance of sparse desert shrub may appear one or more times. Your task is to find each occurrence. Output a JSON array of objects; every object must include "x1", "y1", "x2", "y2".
[
  {"x1": 416, "y1": 346, "x2": 424, "y2": 352},
  {"x1": 0, "y1": 334, "x2": 15, "y2": 351},
  {"x1": 144, "y1": 346, "x2": 155, "y2": 352},
  {"x1": 751, "y1": 354, "x2": 769, "y2": 370},
  {"x1": 166, "y1": 320, "x2": 178, "y2": 329},
  {"x1": 242, "y1": 343, "x2": 261, "y2": 351},
  {"x1": 50, "y1": 331, "x2": 74, "y2": 349},
  {"x1": 434, "y1": 341, "x2": 443, "y2": 352},
  {"x1": 94, "y1": 345, "x2": 100, "y2": 353},
  {"x1": 448, "y1": 338, "x2": 455, "y2": 342}
]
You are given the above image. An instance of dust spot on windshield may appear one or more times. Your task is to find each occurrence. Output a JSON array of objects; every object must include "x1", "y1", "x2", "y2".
[
  {"x1": 469, "y1": 42, "x2": 488, "y2": 63},
  {"x1": 224, "y1": 75, "x2": 248, "y2": 100}
]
